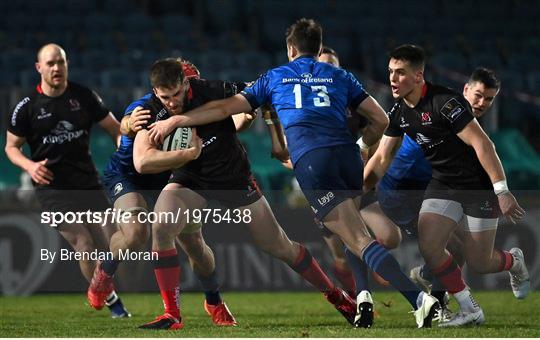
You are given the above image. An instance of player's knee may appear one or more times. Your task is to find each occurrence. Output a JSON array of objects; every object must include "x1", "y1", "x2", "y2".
[
  {"x1": 153, "y1": 221, "x2": 178, "y2": 242},
  {"x1": 179, "y1": 232, "x2": 207, "y2": 259},
  {"x1": 71, "y1": 235, "x2": 95, "y2": 254},
  {"x1": 125, "y1": 224, "x2": 149, "y2": 249},
  {"x1": 377, "y1": 231, "x2": 402, "y2": 250}
]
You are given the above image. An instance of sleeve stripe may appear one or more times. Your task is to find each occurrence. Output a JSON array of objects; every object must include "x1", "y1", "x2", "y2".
[{"x1": 349, "y1": 92, "x2": 369, "y2": 111}]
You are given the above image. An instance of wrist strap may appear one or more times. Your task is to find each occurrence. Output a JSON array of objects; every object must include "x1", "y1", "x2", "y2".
[
  {"x1": 357, "y1": 137, "x2": 370, "y2": 151},
  {"x1": 493, "y1": 180, "x2": 509, "y2": 195}
]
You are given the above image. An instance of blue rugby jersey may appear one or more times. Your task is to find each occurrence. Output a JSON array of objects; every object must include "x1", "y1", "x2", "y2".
[
  {"x1": 241, "y1": 55, "x2": 369, "y2": 164},
  {"x1": 384, "y1": 134, "x2": 432, "y2": 185}
]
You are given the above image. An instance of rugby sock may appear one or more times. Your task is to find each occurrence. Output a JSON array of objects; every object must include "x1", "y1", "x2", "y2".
[
  {"x1": 496, "y1": 249, "x2": 514, "y2": 272},
  {"x1": 344, "y1": 247, "x2": 368, "y2": 294},
  {"x1": 100, "y1": 259, "x2": 121, "y2": 276},
  {"x1": 153, "y1": 248, "x2": 181, "y2": 320},
  {"x1": 289, "y1": 245, "x2": 335, "y2": 294},
  {"x1": 453, "y1": 288, "x2": 481, "y2": 313},
  {"x1": 105, "y1": 291, "x2": 119, "y2": 306},
  {"x1": 362, "y1": 241, "x2": 420, "y2": 309},
  {"x1": 431, "y1": 256, "x2": 466, "y2": 294},
  {"x1": 196, "y1": 270, "x2": 222, "y2": 305}
]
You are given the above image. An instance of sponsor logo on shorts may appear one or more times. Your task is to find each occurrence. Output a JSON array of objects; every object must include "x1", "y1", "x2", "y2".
[
  {"x1": 114, "y1": 183, "x2": 123, "y2": 196},
  {"x1": 317, "y1": 191, "x2": 335, "y2": 207},
  {"x1": 480, "y1": 200, "x2": 493, "y2": 212}
]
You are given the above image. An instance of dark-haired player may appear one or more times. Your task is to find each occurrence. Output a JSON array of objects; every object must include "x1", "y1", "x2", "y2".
[
  {"x1": 151, "y1": 19, "x2": 441, "y2": 329},
  {"x1": 131, "y1": 58, "x2": 357, "y2": 330},
  {"x1": 364, "y1": 45, "x2": 526, "y2": 327},
  {"x1": 4, "y1": 43, "x2": 130, "y2": 317},
  {"x1": 88, "y1": 59, "x2": 243, "y2": 327}
]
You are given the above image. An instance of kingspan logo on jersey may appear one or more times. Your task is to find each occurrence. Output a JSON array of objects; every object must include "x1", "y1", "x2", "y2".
[{"x1": 42, "y1": 120, "x2": 85, "y2": 144}]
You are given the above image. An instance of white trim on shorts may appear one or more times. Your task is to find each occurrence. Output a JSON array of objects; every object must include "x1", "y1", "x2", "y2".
[
  {"x1": 419, "y1": 198, "x2": 463, "y2": 224},
  {"x1": 462, "y1": 215, "x2": 499, "y2": 232}
]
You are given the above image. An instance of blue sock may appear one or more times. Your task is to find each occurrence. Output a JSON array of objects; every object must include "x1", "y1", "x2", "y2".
[
  {"x1": 362, "y1": 241, "x2": 421, "y2": 309},
  {"x1": 100, "y1": 259, "x2": 121, "y2": 276},
  {"x1": 344, "y1": 247, "x2": 369, "y2": 294},
  {"x1": 196, "y1": 270, "x2": 222, "y2": 305}
]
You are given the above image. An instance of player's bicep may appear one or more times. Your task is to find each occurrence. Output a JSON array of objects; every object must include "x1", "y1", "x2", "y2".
[
  {"x1": 456, "y1": 119, "x2": 490, "y2": 148},
  {"x1": 5, "y1": 131, "x2": 27, "y2": 149},
  {"x1": 355, "y1": 96, "x2": 389, "y2": 128}
]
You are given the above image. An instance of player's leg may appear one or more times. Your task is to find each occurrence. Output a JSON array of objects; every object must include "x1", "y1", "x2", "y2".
[
  {"x1": 461, "y1": 216, "x2": 529, "y2": 299},
  {"x1": 360, "y1": 201, "x2": 402, "y2": 250},
  {"x1": 241, "y1": 195, "x2": 357, "y2": 326},
  {"x1": 57, "y1": 222, "x2": 99, "y2": 282},
  {"x1": 176, "y1": 227, "x2": 237, "y2": 326},
  {"x1": 87, "y1": 191, "x2": 148, "y2": 312},
  {"x1": 140, "y1": 183, "x2": 202, "y2": 330},
  {"x1": 297, "y1": 145, "x2": 437, "y2": 328},
  {"x1": 321, "y1": 231, "x2": 356, "y2": 297},
  {"x1": 418, "y1": 198, "x2": 484, "y2": 327}
]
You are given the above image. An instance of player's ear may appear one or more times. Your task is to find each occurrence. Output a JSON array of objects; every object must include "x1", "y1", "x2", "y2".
[
  {"x1": 415, "y1": 69, "x2": 424, "y2": 84},
  {"x1": 35, "y1": 61, "x2": 41, "y2": 74}
]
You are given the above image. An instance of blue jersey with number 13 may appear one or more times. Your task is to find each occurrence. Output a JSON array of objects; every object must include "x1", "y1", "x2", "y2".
[{"x1": 241, "y1": 55, "x2": 369, "y2": 164}]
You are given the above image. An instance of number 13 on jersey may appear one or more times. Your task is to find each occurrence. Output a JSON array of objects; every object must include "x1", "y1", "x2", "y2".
[{"x1": 293, "y1": 84, "x2": 331, "y2": 108}]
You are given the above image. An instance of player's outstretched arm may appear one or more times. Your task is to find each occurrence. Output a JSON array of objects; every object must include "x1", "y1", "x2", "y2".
[
  {"x1": 355, "y1": 96, "x2": 389, "y2": 146},
  {"x1": 363, "y1": 135, "x2": 401, "y2": 191},
  {"x1": 232, "y1": 110, "x2": 257, "y2": 132},
  {"x1": 133, "y1": 128, "x2": 201, "y2": 174},
  {"x1": 5, "y1": 131, "x2": 53, "y2": 185},
  {"x1": 98, "y1": 112, "x2": 121, "y2": 147},
  {"x1": 148, "y1": 94, "x2": 253, "y2": 145},
  {"x1": 457, "y1": 120, "x2": 525, "y2": 223}
]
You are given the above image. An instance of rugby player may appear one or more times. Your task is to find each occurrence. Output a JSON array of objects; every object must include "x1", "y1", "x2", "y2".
[
  {"x1": 5, "y1": 43, "x2": 130, "y2": 317},
  {"x1": 87, "y1": 59, "x2": 242, "y2": 326},
  {"x1": 132, "y1": 58, "x2": 357, "y2": 330},
  {"x1": 150, "y1": 19, "x2": 441, "y2": 329},
  {"x1": 267, "y1": 46, "x2": 401, "y2": 327},
  {"x1": 364, "y1": 44, "x2": 527, "y2": 327}
]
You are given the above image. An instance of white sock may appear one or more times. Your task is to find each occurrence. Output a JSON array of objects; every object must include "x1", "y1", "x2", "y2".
[{"x1": 453, "y1": 289, "x2": 480, "y2": 313}]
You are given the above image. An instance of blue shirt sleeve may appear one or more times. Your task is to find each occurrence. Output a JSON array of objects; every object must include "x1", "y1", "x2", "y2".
[
  {"x1": 125, "y1": 93, "x2": 152, "y2": 116},
  {"x1": 346, "y1": 71, "x2": 369, "y2": 111},
  {"x1": 240, "y1": 72, "x2": 270, "y2": 110}
]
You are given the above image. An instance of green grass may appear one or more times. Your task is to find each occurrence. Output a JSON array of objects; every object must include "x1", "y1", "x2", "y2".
[{"x1": 1, "y1": 291, "x2": 538, "y2": 337}]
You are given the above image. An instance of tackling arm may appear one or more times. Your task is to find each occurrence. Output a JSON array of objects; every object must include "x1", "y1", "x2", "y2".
[
  {"x1": 355, "y1": 96, "x2": 389, "y2": 147},
  {"x1": 133, "y1": 129, "x2": 201, "y2": 174},
  {"x1": 363, "y1": 135, "x2": 402, "y2": 191}
]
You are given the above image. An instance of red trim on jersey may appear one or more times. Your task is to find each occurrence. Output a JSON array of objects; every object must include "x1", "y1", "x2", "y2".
[
  {"x1": 37, "y1": 84, "x2": 43, "y2": 94},
  {"x1": 421, "y1": 83, "x2": 428, "y2": 98},
  {"x1": 187, "y1": 86, "x2": 193, "y2": 101}
]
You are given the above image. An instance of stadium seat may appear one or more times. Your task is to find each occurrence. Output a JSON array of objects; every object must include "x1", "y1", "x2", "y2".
[{"x1": 489, "y1": 129, "x2": 540, "y2": 190}]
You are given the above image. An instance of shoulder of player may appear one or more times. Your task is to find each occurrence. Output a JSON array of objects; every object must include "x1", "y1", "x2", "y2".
[
  {"x1": 429, "y1": 83, "x2": 470, "y2": 120},
  {"x1": 124, "y1": 93, "x2": 154, "y2": 115},
  {"x1": 387, "y1": 99, "x2": 404, "y2": 117}
]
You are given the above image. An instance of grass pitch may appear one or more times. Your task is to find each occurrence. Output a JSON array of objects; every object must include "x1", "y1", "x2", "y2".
[{"x1": 1, "y1": 291, "x2": 538, "y2": 337}]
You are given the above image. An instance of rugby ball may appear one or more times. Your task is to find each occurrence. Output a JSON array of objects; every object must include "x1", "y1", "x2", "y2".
[{"x1": 162, "y1": 127, "x2": 192, "y2": 151}]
